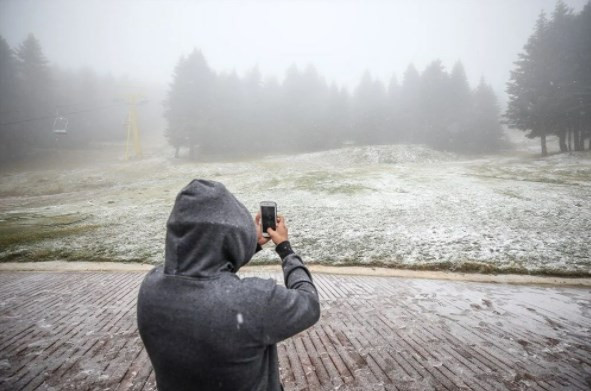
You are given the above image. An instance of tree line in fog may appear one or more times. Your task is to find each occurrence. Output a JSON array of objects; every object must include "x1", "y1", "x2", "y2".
[
  {"x1": 0, "y1": 34, "x2": 132, "y2": 162},
  {"x1": 506, "y1": 1, "x2": 591, "y2": 155},
  {"x1": 1, "y1": 33, "x2": 502, "y2": 163},
  {"x1": 165, "y1": 51, "x2": 503, "y2": 159},
  {"x1": 5, "y1": 1, "x2": 587, "y2": 164}
]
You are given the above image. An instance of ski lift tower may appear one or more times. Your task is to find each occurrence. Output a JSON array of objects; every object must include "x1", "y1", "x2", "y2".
[{"x1": 124, "y1": 93, "x2": 143, "y2": 160}]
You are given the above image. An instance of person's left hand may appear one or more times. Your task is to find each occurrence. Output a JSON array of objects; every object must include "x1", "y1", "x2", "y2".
[{"x1": 255, "y1": 213, "x2": 270, "y2": 246}]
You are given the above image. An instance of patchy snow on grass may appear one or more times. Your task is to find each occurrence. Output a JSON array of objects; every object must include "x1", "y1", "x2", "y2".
[{"x1": 0, "y1": 143, "x2": 589, "y2": 276}]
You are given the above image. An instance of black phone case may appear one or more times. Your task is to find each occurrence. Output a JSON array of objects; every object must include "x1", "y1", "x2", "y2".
[{"x1": 261, "y1": 205, "x2": 277, "y2": 234}]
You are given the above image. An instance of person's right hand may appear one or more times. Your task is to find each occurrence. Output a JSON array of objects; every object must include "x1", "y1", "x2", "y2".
[
  {"x1": 254, "y1": 213, "x2": 270, "y2": 246},
  {"x1": 267, "y1": 215, "x2": 288, "y2": 245}
]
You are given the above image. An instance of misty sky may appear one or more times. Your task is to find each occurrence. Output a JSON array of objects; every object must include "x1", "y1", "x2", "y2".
[{"x1": 0, "y1": 0, "x2": 587, "y2": 98}]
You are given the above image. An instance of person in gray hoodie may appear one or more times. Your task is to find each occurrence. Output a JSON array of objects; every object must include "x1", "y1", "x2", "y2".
[{"x1": 137, "y1": 179, "x2": 320, "y2": 391}]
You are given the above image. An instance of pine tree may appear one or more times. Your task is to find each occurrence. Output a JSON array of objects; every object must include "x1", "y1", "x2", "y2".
[
  {"x1": 506, "y1": 12, "x2": 552, "y2": 156},
  {"x1": 419, "y1": 60, "x2": 450, "y2": 149},
  {"x1": 448, "y1": 61, "x2": 473, "y2": 149},
  {"x1": 163, "y1": 49, "x2": 215, "y2": 158},
  {"x1": 0, "y1": 35, "x2": 21, "y2": 160},
  {"x1": 400, "y1": 64, "x2": 421, "y2": 142},
  {"x1": 546, "y1": 1, "x2": 577, "y2": 151},
  {"x1": 572, "y1": 1, "x2": 591, "y2": 150},
  {"x1": 16, "y1": 34, "x2": 50, "y2": 94},
  {"x1": 164, "y1": 55, "x2": 187, "y2": 157},
  {"x1": 260, "y1": 75, "x2": 283, "y2": 151},
  {"x1": 241, "y1": 66, "x2": 264, "y2": 153},
  {"x1": 506, "y1": 2, "x2": 591, "y2": 155},
  {"x1": 280, "y1": 64, "x2": 304, "y2": 150},
  {"x1": 470, "y1": 78, "x2": 503, "y2": 152},
  {"x1": 326, "y1": 82, "x2": 351, "y2": 147},
  {"x1": 15, "y1": 34, "x2": 53, "y2": 148},
  {"x1": 0, "y1": 36, "x2": 17, "y2": 109},
  {"x1": 298, "y1": 64, "x2": 329, "y2": 151},
  {"x1": 386, "y1": 74, "x2": 402, "y2": 142},
  {"x1": 352, "y1": 71, "x2": 387, "y2": 145}
]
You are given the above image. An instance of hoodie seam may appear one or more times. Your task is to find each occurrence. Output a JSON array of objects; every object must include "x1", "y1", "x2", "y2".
[{"x1": 162, "y1": 272, "x2": 227, "y2": 281}]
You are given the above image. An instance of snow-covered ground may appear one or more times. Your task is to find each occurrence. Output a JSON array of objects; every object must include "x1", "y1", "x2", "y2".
[{"x1": 1, "y1": 136, "x2": 590, "y2": 275}]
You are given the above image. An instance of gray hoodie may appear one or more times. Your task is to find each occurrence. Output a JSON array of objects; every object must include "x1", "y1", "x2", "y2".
[{"x1": 137, "y1": 179, "x2": 320, "y2": 391}]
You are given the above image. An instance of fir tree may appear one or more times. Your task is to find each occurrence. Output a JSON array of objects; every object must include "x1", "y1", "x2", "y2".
[
  {"x1": 399, "y1": 64, "x2": 421, "y2": 143},
  {"x1": 506, "y1": 1, "x2": 591, "y2": 155},
  {"x1": 0, "y1": 35, "x2": 20, "y2": 160},
  {"x1": 419, "y1": 60, "x2": 450, "y2": 149},
  {"x1": 471, "y1": 78, "x2": 503, "y2": 152},
  {"x1": 571, "y1": 1, "x2": 591, "y2": 150},
  {"x1": 15, "y1": 34, "x2": 53, "y2": 148},
  {"x1": 164, "y1": 49, "x2": 215, "y2": 158},
  {"x1": 448, "y1": 61, "x2": 473, "y2": 148},
  {"x1": 387, "y1": 74, "x2": 402, "y2": 142},
  {"x1": 506, "y1": 12, "x2": 552, "y2": 155},
  {"x1": 352, "y1": 71, "x2": 387, "y2": 145}
]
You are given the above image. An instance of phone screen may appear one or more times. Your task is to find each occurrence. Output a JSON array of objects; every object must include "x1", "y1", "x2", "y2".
[{"x1": 261, "y1": 206, "x2": 276, "y2": 233}]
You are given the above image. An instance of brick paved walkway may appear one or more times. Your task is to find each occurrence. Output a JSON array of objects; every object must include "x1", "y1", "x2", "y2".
[{"x1": 0, "y1": 271, "x2": 589, "y2": 390}]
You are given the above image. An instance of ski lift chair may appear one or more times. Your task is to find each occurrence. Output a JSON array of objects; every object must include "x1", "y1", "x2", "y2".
[{"x1": 52, "y1": 115, "x2": 69, "y2": 134}]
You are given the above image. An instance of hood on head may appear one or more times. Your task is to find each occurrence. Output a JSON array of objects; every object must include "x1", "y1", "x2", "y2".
[{"x1": 164, "y1": 179, "x2": 258, "y2": 277}]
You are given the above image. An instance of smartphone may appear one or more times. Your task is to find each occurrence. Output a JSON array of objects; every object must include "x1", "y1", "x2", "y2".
[{"x1": 260, "y1": 201, "x2": 277, "y2": 238}]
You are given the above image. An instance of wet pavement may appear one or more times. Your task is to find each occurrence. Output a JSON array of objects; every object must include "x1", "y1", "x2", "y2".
[{"x1": 0, "y1": 271, "x2": 589, "y2": 390}]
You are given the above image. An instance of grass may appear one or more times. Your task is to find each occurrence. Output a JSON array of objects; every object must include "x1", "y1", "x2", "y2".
[
  {"x1": 496, "y1": 189, "x2": 531, "y2": 201},
  {"x1": 0, "y1": 213, "x2": 98, "y2": 248},
  {"x1": 292, "y1": 171, "x2": 340, "y2": 188},
  {"x1": 1, "y1": 144, "x2": 589, "y2": 277},
  {"x1": 468, "y1": 157, "x2": 591, "y2": 186},
  {"x1": 325, "y1": 184, "x2": 371, "y2": 195},
  {"x1": 0, "y1": 212, "x2": 162, "y2": 263},
  {"x1": 246, "y1": 256, "x2": 591, "y2": 277},
  {"x1": 292, "y1": 258, "x2": 591, "y2": 278},
  {"x1": 290, "y1": 171, "x2": 372, "y2": 195},
  {"x1": 0, "y1": 248, "x2": 148, "y2": 263}
]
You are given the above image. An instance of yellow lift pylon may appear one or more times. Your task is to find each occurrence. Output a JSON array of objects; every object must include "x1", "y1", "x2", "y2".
[{"x1": 124, "y1": 93, "x2": 143, "y2": 160}]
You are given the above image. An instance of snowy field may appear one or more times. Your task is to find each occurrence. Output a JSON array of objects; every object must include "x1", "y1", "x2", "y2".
[{"x1": 1, "y1": 134, "x2": 590, "y2": 276}]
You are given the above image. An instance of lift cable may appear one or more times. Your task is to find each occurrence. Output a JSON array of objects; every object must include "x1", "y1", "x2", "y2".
[{"x1": 0, "y1": 102, "x2": 125, "y2": 128}]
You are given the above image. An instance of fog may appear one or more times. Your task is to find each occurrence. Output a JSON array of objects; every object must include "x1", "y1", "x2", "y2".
[
  {"x1": 0, "y1": 0, "x2": 590, "y2": 274},
  {"x1": 2, "y1": 4, "x2": 591, "y2": 390},
  {"x1": 1, "y1": 0, "x2": 586, "y2": 93}
]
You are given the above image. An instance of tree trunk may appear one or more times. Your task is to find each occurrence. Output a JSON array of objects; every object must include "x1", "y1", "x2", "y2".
[
  {"x1": 568, "y1": 128, "x2": 572, "y2": 151},
  {"x1": 174, "y1": 145, "x2": 180, "y2": 159},
  {"x1": 558, "y1": 130, "x2": 567, "y2": 152},
  {"x1": 574, "y1": 128, "x2": 582, "y2": 151},
  {"x1": 541, "y1": 134, "x2": 548, "y2": 156}
]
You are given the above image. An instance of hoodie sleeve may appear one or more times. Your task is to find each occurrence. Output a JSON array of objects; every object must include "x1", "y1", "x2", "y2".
[{"x1": 261, "y1": 241, "x2": 320, "y2": 345}]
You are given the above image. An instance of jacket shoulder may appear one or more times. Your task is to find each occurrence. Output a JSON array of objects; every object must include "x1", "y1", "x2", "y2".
[
  {"x1": 141, "y1": 265, "x2": 164, "y2": 284},
  {"x1": 239, "y1": 276, "x2": 278, "y2": 292}
]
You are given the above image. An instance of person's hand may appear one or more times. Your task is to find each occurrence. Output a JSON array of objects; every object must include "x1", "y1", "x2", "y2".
[
  {"x1": 255, "y1": 213, "x2": 270, "y2": 246},
  {"x1": 267, "y1": 215, "x2": 288, "y2": 245}
]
